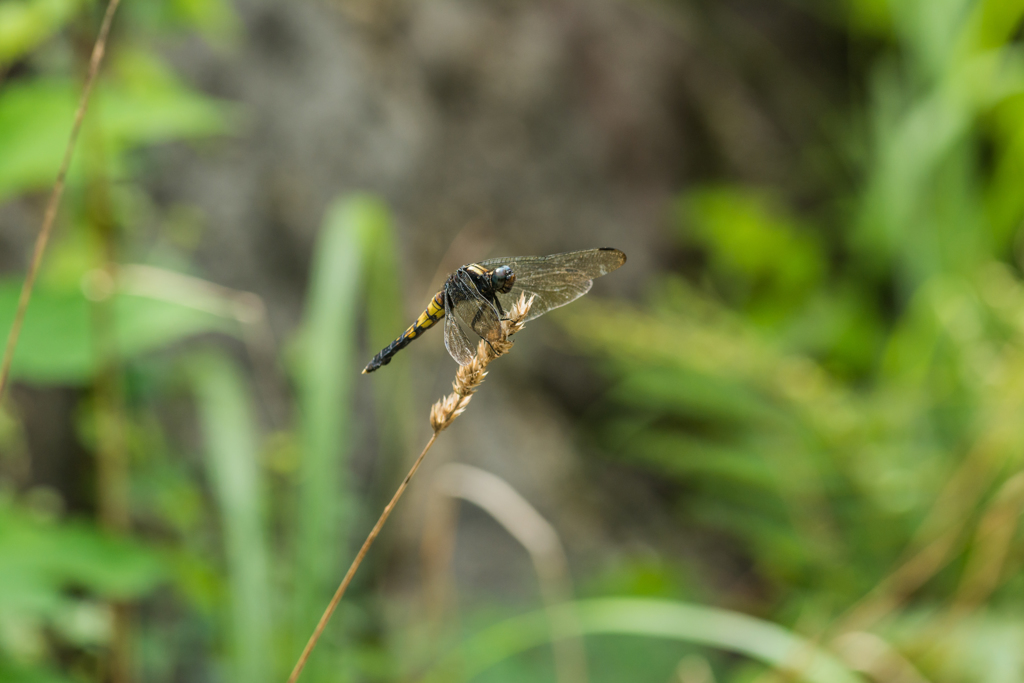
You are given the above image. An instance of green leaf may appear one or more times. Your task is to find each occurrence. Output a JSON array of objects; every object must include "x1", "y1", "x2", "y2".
[
  {"x1": 0, "y1": 280, "x2": 236, "y2": 384},
  {"x1": 167, "y1": 0, "x2": 241, "y2": 42},
  {"x1": 188, "y1": 351, "x2": 273, "y2": 683},
  {"x1": 360, "y1": 197, "x2": 415, "y2": 492},
  {"x1": 0, "y1": 0, "x2": 81, "y2": 66},
  {"x1": 99, "y1": 48, "x2": 232, "y2": 148},
  {"x1": 0, "y1": 78, "x2": 78, "y2": 202},
  {"x1": 0, "y1": 53, "x2": 231, "y2": 203},
  {"x1": 0, "y1": 505, "x2": 164, "y2": 612},
  {"x1": 291, "y1": 195, "x2": 382, "y2": 666},
  {"x1": 678, "y1": 187, "x2": 824, "y2": 324},
  {"x1": 0, "y1": 504, "x2": 161, "y2": 679}
]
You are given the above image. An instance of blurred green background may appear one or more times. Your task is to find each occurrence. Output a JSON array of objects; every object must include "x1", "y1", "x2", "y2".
[{"x1": 2, "y1": 0, "x2": 1024, "y2": 681}]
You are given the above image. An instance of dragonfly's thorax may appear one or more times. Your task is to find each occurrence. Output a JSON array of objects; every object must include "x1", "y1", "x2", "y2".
[{"x1": 463, "y1": 263, "x2": 516, "y2": 296}]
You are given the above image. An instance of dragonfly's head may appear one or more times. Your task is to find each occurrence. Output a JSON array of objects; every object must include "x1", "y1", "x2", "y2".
[{"x1": 491, "y1": 266, "x2": 516, "y2": 294}]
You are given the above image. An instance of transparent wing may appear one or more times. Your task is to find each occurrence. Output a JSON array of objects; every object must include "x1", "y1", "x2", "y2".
[
  {"x1": 498, "y1": 276, "x2": 593, "y2": 321},
  {"x1": 443, "y1": 295, "x2": 477, "y2": 365},
  {"x1": 479, "y1": 248, "x2": 626, "y2": 321},
  {"x1": 442, "y1": 270, "x2": 503, "y2": 365}
]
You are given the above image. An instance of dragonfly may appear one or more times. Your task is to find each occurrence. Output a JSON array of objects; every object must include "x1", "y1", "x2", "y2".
[{"x1": 363, "y1": 247, "x2": 626, "y2": 373}]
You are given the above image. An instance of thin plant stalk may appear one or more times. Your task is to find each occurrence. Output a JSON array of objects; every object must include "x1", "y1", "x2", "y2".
[
  {"x1": 0, "y1": 2, "x2": 125, "y2": 674},
  {"x1": 86, "y1": 120, "x2": 132, "y2": 683},
  {"x1": 829, "y1": 439, "x2": 995, "y2": 635},
  {"x1": 950, "y1": 472, "x2": 1024, "y2": 611},
  {"x1": 911, "y1": 472, "x2": 1024, "y2": 656},
  {"x1": 0, "y1": 0, "x2": 123, "y2": 402},
  {"x1": 831, "y1": 632, "x2": 931, "y2": 683},
  {"x1": 286, "y1": 294, "x2": 535, "y2": 683}
]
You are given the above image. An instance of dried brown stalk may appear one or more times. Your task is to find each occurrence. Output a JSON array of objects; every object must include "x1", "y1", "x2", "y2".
[
  {"x1": 286, "y1": 293, "x2": 535, "y2": 683},
  {"x1": 830, "y1": 430, "x2": 1009, "y2": 636},
  {"x1": 0, "y1": 4, "x2": 126, "y2": 678},
  {"x1": 0, "y1": 0, "x2": 123, "y2": 403}
]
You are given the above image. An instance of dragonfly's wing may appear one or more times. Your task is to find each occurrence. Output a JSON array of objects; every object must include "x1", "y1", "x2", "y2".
[
  {"x1": 500, "y1": 275, "x2": 592, "y2": 322},
  {"x1": 479, "y1": 248, "x2": 626, "y2": 321},
  {"x1": 443, "y1": 270, "x2": 503, "y2": 365},
  {"x1": 443, "y1": 294, "x2": 476, "y2": 365}
]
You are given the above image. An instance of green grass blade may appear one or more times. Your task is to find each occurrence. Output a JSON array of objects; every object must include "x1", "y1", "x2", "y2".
[
  {"x1": 361, "y1": 199, "x2": 415, "y2": 494},
  {"x1": 188, "y1": 351, "x2": 272, "y2": 683},
  {"x1": 425, "y1": 598, "x2": 863, "y2": 683},
  {"x1": 292, "y1": 196, "x2": 383, "y2": 671}
]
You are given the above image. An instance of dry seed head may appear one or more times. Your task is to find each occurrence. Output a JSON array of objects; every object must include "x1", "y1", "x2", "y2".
[
  {"x1": 429, "y1": 294, "x2": 534, "y2": 433},
  {"x1": 505, "y1": 293, "x2": 532, "y2": 335}
]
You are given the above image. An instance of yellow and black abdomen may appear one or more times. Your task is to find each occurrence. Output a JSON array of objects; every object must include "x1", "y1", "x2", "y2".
[{"x1": 362, "y1": 290, "x2": 446, "y2": 373}]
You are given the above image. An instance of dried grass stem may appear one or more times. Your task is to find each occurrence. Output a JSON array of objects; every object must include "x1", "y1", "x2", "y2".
[
  {"x1": 287, "y1": 294, "x2": 534, "y2": 683},
  {"x1": 0, "y1": 0, "x2": 123, "y2": 402}
]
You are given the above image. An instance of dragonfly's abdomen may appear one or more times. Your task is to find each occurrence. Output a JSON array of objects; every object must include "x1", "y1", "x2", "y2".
[{"x1": 362, "y1": 290, "x2": 446, "y2": 373}]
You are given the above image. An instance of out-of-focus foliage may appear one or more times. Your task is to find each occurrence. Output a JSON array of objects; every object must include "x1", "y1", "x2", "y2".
[
  {"x1": 188, "y1": 352, "x2": 272, "y2": 683},
  {"x1": 0, "y1": 282, "x2": 233, "y2": 383},
  {"x1": 2, "y1": 0, "x2": 1024, "y2": 681},
  {"x1": 0, "y1": 500, "x2": 162, "y2": 682},
  {"x1": 0, "y1": 54, "x2": 229, "y2": 204},
  {"x1": 426, "y1": 598, "x2": 861, "y2": 683},
  {"x1": 0, "y1": 0, "x2": 80, "y2": 66},
  {"x1": 290, "y1": 196, "x2": 401, "y2": 682},
  {"x1": 552, "y1": 0, "x2": 1024, "y2": 681},
  {"x1": 0, "y1": 0, "x2": 241, "y2": 677}
]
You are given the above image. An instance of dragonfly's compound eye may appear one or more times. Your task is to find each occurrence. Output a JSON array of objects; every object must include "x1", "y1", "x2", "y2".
[{"x1": 491, "y1": 266, "x2": 516, "y2": 293}]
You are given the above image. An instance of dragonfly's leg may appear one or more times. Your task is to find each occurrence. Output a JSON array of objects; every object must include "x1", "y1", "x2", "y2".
[{"x1": 491, "y1": 295, "x2": 507, "y2": 320}]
